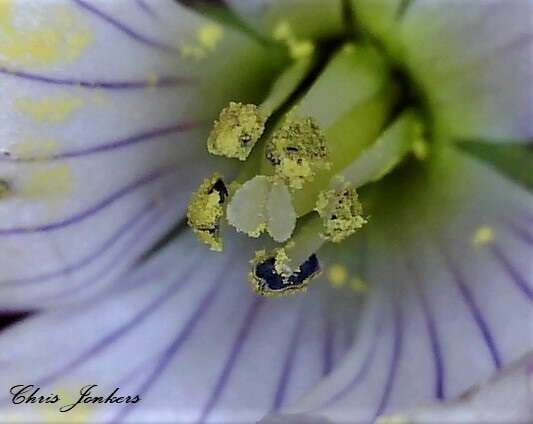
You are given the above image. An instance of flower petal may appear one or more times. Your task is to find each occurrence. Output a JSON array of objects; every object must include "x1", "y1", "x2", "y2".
[
  {"x1": 354, "y1": 0, "x2": 533, "y2": 141},
  {"x1": 0, "y1": 0, "x2": 280, "y2": 309},
  {"x1": 272, "y1": 147, "x2": 533, "y2": 420},
  {"x1": 378, "y1": 353, "x2": 533, "y2": 423},
  {"x1": 0, "y1": 232, "x2": 360, "y2": 423}
]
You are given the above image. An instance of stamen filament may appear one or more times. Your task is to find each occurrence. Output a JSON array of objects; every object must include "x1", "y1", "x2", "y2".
[
  {"x1": 258, "y1": 54, "x2": 316, "y2": 117},
  {"x1": 336, "y1": 109, "x2": 422, "y2": 187}
]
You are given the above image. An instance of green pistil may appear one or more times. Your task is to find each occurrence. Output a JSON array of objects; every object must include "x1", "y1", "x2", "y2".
[
  {"x1": 186, "y1": 173, "x2": 228, "y2": 251},
  {"x1": 226, "y1": 175, "x2": 297, "y2": 242},
  {"x1": 315, "y1": 185, "x2": 367, "y2": 242},
  {"x1": 266, "y1": 116, "x2": 330, "y2": 189}
]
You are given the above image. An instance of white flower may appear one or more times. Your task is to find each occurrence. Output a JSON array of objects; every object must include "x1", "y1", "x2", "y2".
[{"x1": 0, "y1": 0, "x2": 531, "y2": 422}]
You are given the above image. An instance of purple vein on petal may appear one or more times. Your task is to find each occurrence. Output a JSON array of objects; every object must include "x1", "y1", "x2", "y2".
[
  {"x1": 440, "y1": 245, "x2": 503, "y2": 370},
  {"x1": 0, "y1": 67, "x2": 192, "y2": 89},
  {"x1": 136, "y1": 0, "x2": 158, "y2": 19},
  {"x1": 73, "y1": 0, "x2": 177, "y2": 53},
  {"x1": 271, "y1": 301, "x2": 306, "y2": 412},
  {"x1": 111, "y1": 276, "x2": 226, "y2": 423},
  {"x1": 0, "y1": 166, "x2": 177, "y2": 235},
  {"x1": 509, "y1": 221, "x2": 533, "y2": 246},
  {"x1": 490, "y1": 244, "x2": 533, "y2": 301},
  {"x1": 372, "y1": 298, "x2": 403, "y2": 420},
  {"x1": 0, "y1": 262, "x2": 198, "y2": 404},
  {"x1": 2, "y1": 122, "x2": 200, "y2": 162},
  {"x1": 0, "y1": 202, "x2": 154, "y2": 287},
  {"x1": 322, "y1": 308, "x2": 335, "y2": 377},
  {"x1": 318, "y1": 316, "x2": 384, "y2": 410},
  {"x1": 198, "y1": 298, "x2": 264, "y2": 423},
  {"x1": 404, "y1": 255, "x2": 445, "y2": 400},
  {"x1": 34, "y1": 201, "x2": 173, "y2": 303}
]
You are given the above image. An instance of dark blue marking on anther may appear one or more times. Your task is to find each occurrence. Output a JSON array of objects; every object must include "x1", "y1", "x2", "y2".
[
  {"x1": 208, "y1": 178, "x2": 229, "y2": 204},
  {"x1": 253, "y1": 254, "x2": 320, "y2": 296}
]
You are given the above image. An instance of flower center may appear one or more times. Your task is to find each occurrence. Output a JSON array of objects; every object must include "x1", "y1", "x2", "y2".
[{"x1": 187, "y1": 22, "x2": 429, "y2": 297}]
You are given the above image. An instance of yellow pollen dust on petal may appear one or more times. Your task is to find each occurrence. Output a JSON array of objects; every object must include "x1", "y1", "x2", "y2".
[
  {"x1": 0, "y1": 1, "x2": 93, "y2": 67},
  {"x1": 178, "y1": 23, "x2": 224, "y2": 61},
  {"x1": 375, "y1": 414, "x2": 411, "y2": 424},
  {"x1": 472, "y1": 225, "x2": 495, "y2": 248},
  {"x1": 198, "y1": 23, "x2": 223, "y2": 50},
  {"x1": 327, "y1": 263, "x2": 348, "y2": 288},
  {"x1": 349, "y1": 276, "x2": 369, "y2": 293},
  {"x1": 12, "y1": 137, "x2": 58, "y2": 160},
  {"x1": 15, "y1": 95, "x2": 84, "y2": 123},
  {"x1": 146, "y1": 72, "x2": 159, "y2": 87},
  {"x1": 20, "y1": 165, "x2": 73, "y2": 198},
  {"x1": 272, "y1": 20, "x2": 314, "y2": 60}
]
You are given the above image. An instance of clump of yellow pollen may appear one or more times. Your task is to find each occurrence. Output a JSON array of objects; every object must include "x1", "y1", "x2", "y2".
[
  {"x1": 266, "y1": 116, "x2": 329, "y2": 189},
  {"x1": 207, "y1": 102, "x2": 266, "y2": 161},
  {"x1": 186, "y1": 173, "x2": 228, "y2": 251},
  {"x1": 315, "y1": 185, "x2": 367, "y2": 242}
]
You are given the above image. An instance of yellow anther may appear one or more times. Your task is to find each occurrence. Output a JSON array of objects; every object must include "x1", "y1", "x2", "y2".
[
  {"x1": 266, "y1": 116, "x2": 329, "y2": 189},
  {"x1": 207, "y1": 102, "x2": 266, "y2": 161},
  {"x1": 327, "y1": 264, "x2": 348, "y2": 288},
  {"x1": 315, "y1": 185, "x2": 367, "y2": 243},
  {"x1": 472, "y1": 226, "x2": 495, "y2": 247},
  {"x1": 187, "y1": 173, "x2": 228, "y2": 251}
]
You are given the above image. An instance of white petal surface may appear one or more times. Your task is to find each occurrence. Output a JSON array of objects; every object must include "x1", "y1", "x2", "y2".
[
  {"x1": 273, "y1": 147, "x2": 533, "y2": 421},
  {"x1": 354, "y1": 0, "x2": 533, "y2": 141},
  {"x1": 0, "y1": 232, "x2": 360, "y2": 423},
  {"x1": 378, "y1": 353, "x2": 533, "y2": 423},
  {"x1": 0, "y1": 0, "x2": 279, "y2": 309}
]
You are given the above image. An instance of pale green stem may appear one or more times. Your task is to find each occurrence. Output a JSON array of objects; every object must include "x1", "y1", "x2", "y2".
[
  {"x1": 296, "y1": 44, "x2": 390, "y2": 128},
  {"x1": 335, "y1": 109, "x2": 420, "y2": 187},
  {"x1": 258, "y1": 54, "x2": 316, "y2": 116}
]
